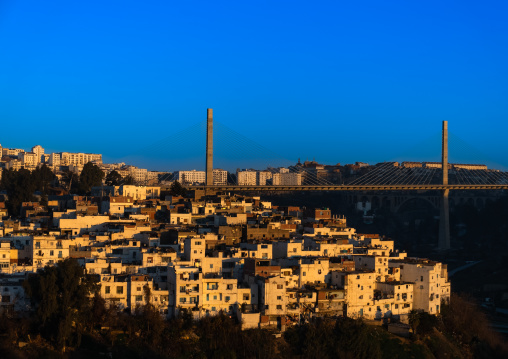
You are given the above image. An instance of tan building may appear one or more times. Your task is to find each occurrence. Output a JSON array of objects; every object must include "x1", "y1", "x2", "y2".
[
  {"x1": 237, "y1": 170, "x2": 257, "y2": 186},
  {"x1": 31, "y1": 145, "x2": 44, "y2": 164},
  {"x1": 174, "y1": 170, "x2": 205, "y2": 185},
  {"x1": 100, "y1": 275, "x2": 129, "y2": 309},
  {"x1": 18, "y1": 152, "x2": 39, "y2": 167},
  {"x1": 59, "y1": 152, "x2": 103, "y2": 166},
  {"x1": 272, "y1": 173, "x2": 302, "y2": 186},
  {"x1": 390, "y1": 258, "x2": 450, "y2": 314},
  {"x1": 213, "y1": 169, "x2": 228, "y2": 185},
  {"x1": 257, "y1": 171, "x2": 272, "y2": 185},
  {"x1": 32, "y1": 236, "x2": 70, "y2": 268},
  {"x1": 120, "y1": 185, "x2": 160, "y2": 200}
]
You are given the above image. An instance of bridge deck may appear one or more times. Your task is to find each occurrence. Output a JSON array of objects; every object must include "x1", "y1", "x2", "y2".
[{"x1": 187, "y1": 185, "x2": 508, "y2": 191}]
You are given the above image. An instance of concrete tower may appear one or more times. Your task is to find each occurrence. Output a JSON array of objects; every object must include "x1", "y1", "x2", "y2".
[
  {"x1": 206, "y1": 108, "x2": 213, "y2": 186},
  {"x1": 438, "y1": 121, "x2": 451, "y2": 251}
]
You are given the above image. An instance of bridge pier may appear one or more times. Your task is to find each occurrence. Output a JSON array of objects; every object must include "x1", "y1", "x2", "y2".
[{"x1": 438, "y1": 121, "x2": 451, "y2": 251}]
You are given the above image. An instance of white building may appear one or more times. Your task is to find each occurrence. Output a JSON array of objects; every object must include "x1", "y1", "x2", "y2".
[
  {"x1": 273, "y1": 173, "x2": 302, "y2": 186},
  {"x1": 257, "y1": 171, "x2": 272, "y2": 185},
  {"x1": 18, "y1": 152, "x2": 39, "y2": 167},
  {"x1": 213, "y1": 169, "x2": 228, "y2": 185},
  {"x1": 128, "y1": 167, "x2": 148, "y2": 183},
  {"x1": 174, "y1": 170, "x2": 206, "y2": 185},
  {"x1": 48, "y1": 153, "x2": 61, "y2": 167},
  {"x1": 58, "y1": 152, "x2": 103, "y2": 166},
  {"x1": 31, "y1": 145, "x2": 44, "y2": 164},
  {"x1": 237, "y1": 170, "x2": 257, "y2": 186}
]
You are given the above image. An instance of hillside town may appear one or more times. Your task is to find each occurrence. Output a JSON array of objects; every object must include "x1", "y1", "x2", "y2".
[{"x1": 0, "y1": 147, "x2": 451, "y2": 330}]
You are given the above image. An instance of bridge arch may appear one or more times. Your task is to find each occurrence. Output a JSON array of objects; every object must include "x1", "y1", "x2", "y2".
[
  {"x1": 475, "y1": 198, "x2": 484, "y2": 208},
  {"x1": 395, "y1": 196, "x2": 439, "y2": 213}
]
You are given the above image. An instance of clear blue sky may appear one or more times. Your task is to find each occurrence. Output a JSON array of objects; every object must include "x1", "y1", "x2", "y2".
[{"x1": 1, "y1": 0, "x2": 507, "y2": 171}]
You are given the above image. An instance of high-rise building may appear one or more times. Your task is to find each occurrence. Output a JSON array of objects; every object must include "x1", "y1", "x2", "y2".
[
  {"x1": 257, "y1": 171, "x2": 272, "y2": 185},
  {"x1": 31, "y1": 145, "x2": 44, "y2": 164},
  {"x1": 237, "y1": 170, "x2": 257, "y2": 186},
  {"x1": 213, "y1": 169, "x2": 228, "y2": 185},
  {"x1": 174, "y1": 170, "x2": 206, "y2": 185},
  {"x1": 273, "y1": 173, "x2": 302, "y2": 186}
]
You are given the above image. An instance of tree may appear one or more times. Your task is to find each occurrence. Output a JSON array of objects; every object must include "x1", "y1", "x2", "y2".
[
  {"x1": 408, "y1": 310, "x2": 421, "y2": 335},
  {"x1": 23, "y1": 258, "x2": 100, "y2": 351},
  {"x1": 79, "y1": 162, "x2": 105, "y2": 194},
  {"x1": 123, "y1": 175, "x2": 135, "y2": 185},
  {"x1": 60, "y1": 170, "x2": 79, "y2": 193},
  {"x1": 32, "y1": 164, "x2": 56, "y2": 194},
  {"x1": 1, "y1": 168, "x2": 36, "y2": 216},
  {"x1": 105, "y1": 170, "x2": 122, "y2": 186},
  {"x1": 170, "y1": 180, "x2": 187, "y2": 196}
]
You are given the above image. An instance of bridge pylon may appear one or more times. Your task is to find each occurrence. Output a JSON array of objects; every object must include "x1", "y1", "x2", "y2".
[
  {"x1": 206, "y1": 108, "x2": 213, "y2": 187},
  {"x1": 438, "y1": 121, "x2": 451, "y2": 251}
]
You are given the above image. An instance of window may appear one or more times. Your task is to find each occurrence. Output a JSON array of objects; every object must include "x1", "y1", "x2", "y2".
[
  {"x1": 179, "y1": 298, "x2": 186, "y2": 303},
  {"x1": 117, "y1": 287, "x2": 123, "y2": 294},
  {"x1": 303, "y1": 272, "x2": 306, "y2": 276},
  {"x1": 137, "y1": 287, "x2": 141, "y2": 292},
  {"x1": 105, "y1": 286, "x2": 110, "y2": 294},
  {"x1": 277, "y1": 284, "x2": 283, "y2": 289},
  {"x1": 225, "y1": 296, "x2": 230, "y2": 302},
  {"x1": 276, "y1": 305, "x2": 282, "y2": 310},
  {"x1": 135, "y1": 295, "x2": 142, "y2": 302},
  {"x1": 277, "y1": 296, "x2": 282, "y2": 300},
  {"x1": 210, "y1": 264, "x2": 213, "y2": 269},
  {"x1": 243, "y1": 294, "x2": 249, "y2": 301}
]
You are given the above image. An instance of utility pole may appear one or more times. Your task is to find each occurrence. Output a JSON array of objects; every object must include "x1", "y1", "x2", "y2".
[{"x1": 438, "y1": 121, "x2": 451, "y2": 251}]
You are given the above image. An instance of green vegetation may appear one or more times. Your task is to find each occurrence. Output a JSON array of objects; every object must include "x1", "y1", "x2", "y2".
[
  {"x1": 23, "y1": 258, "x2": 101, "y2": 351},
  {"x1": 170, "y1": 180, "x2": 187, "y2": 197},
  {"x1": 79, "y1": 162, "x2": 105, "y2": 194},
  {"x1": 105, "y1": 170, "x2": 123, "y2": 186},
  {"x1": 0, "y1": 260, "x2": 506, "y2": 359},
  {"x1": 0, "y1": 164, "x2": 56, "y2": 216}
]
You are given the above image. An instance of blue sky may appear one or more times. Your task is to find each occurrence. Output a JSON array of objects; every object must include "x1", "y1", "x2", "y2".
[{"x1": 1, "y1": 1, "x2": 507, "y2": 171}]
